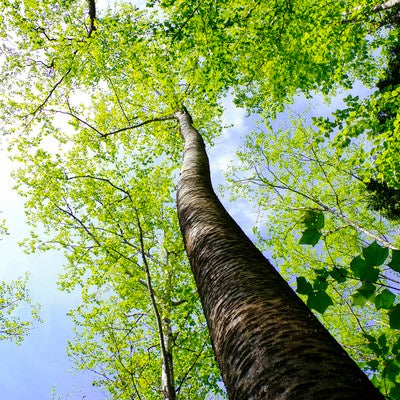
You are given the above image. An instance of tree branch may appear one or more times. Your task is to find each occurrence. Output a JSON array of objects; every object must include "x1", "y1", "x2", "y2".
[
  {"x1": 29, "y1": 68, "x2": 71, "y2": 117},
  {"x1": 254, "y1": 165, "x2": 399, "y2": 250},
  {"x1": 49, "y1": 107, "x2": 175, "y2": 137},
  {"x1": 342, "y1": 0, "x2": 400, "y2": 23},
  {"x1": 88, "y1": 0, "x2": 97, "y2": 37},
  {"x1": 100, "y1": 114, "x2": 176, "y2": 138}
]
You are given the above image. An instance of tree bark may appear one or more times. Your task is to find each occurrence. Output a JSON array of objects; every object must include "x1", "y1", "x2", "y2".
[{"x1": 174, "y1": 109, "x2": 384, "y2": 400}]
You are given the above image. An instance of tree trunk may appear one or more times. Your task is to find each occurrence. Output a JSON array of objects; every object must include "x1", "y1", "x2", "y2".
[
  {"x1": 161, "y1": 317, "x2": 176, "y2": 400},
  {"x1": 174, "y1": 109, "x2": 384, "y2": 400}
]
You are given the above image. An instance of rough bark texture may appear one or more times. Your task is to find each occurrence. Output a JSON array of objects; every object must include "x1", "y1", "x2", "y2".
[{"x1": 175, "y1": 109, "x2": 384, "y2": 400}]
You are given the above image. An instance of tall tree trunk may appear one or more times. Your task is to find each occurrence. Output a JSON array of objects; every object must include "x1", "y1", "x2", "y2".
[{"x1": 174, "y1": 109, "x2": 384, "y2": 400}]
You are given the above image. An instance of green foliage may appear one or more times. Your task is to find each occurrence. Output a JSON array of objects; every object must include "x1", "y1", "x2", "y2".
[
  {"x1": 0, "y1": 273, "x2": 42, "y2": 345},
  {"x1": 228, "y1": 117, "x2": 400, "y2": 394},
  {"x1": 389, "y1": 250, "x2": 400, "y2": 272},
  {"x1": 366, "y1": 179, "x2": 400, "y2": 221},
  {"x1": 375, "y1": 289, "x2": 395, "y2": 310},
  {"x1": 296, "y1": 276, "x2": 333, "y2": 314},
  {"x1": 299, "y1": 210, "x2": 324, "y2": 246},
  {"x1": 389, "y1": 305, "x2": 400, "y2": 329},
  {"x1": 154, "y1": 0, "x2": 388, "y2": 115},
  {"x1": 0, "y1": 1, "x2": 225, "y2": 396},
  {"x1": 10, "y1": 115, "x2": 224, "y2": 396},
  {"x1": 2, "y1": 0, "x2": 400, "y2": 397}
]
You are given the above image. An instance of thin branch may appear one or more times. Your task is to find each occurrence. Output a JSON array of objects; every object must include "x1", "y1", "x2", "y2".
[
  {"x1": 311, "y1": 146, "x2": 342, "y2": 213},
  {"x1": 381, "y1": 273, "x2": 400, "y2": 285},
  {"x1": 171, "y1": 1, "x2": 202, "y2": 42},
  {"x1": 65, "y1": 174, "x2": 133, "y2": 201},
  {"x1": 108, "y1": 328, "x2": 144, "y2": 400},
  {"x1": 106, "y1": 76, "x2": 131, "y2": 124},
  {"x1": 55, "y1": 199, "x2": 102, "y2": 247},
  {"x1": 33, "y1": 26, "x2": 57, "y2": 42},
  {"x1": 256, "y1": 164, "x2": 399, "y2": 250},
  {"x1": 49, "y1": 106, "x2": 103, "y2": 135},
  {"x1": 49, "y1": 107, "x2": 175, "y2": 137},
  {"x1": 100, "y1": 114, "x2": 176, "y2": 138},
  {"x1": 175, "y1": 339, "x2": 207, "y2": 393},
  {"x1": 331, "y1": 285, "x2": 368, "y2": 336},
  {"x1": 30, "y1": 68, "x2": 71, "y2": 117},
  {"x1": 342, "y1": 0, "x2": 400, "y2": 23}
]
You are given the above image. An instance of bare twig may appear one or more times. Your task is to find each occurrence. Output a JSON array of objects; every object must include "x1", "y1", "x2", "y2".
[{"x1": 175, "y1": 339, "x2": 207, "y2": 394}]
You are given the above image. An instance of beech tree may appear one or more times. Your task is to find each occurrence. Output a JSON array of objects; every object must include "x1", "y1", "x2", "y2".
[{"x1": 0, "y1": 0, "x2": 399, "y2": 398}]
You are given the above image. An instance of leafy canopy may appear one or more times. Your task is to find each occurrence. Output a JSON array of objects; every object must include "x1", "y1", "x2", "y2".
[{"x1": 1, "y1": 0, "x2": 400, "y2": 398}]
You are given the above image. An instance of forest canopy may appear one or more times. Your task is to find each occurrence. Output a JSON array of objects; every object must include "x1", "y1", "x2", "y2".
[{"x1": 0, "y1": 0, "x2": 400, "y2": 398}]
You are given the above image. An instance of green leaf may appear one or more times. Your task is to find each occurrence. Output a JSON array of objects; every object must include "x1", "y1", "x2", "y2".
[
  {"x1": 313, "y1": 276, "x2": 328, "y2": 291},
  {"x1": 352, "y1": 282, "x2": 376, "y2": 306},
  {"x1": 388, "y1": 249, "x2": 400, "y2": 272},
  {"x1": 350, "y1": 255, "x2": 379, "y2": 281},
  {"x1": 388, "y1": 304, "x2": 400, "y2": 329},
  {"x1": 377, "y1": 333, "x2": 387, "y2": 349},
  {"x1": 303, "y1": 210, "x2": 324, "y2": 229},
  {"x1": 329, "y1": 267, "x2": 347, "y2": 283},
  {"x1": 367, "y1": 340, "x2": 381, "y2": 354},
  {"x1": 392, "y1": 337, "x2": 400, "y2": 355},
  {"x1": 351, "y1": 291, "x2": 368, "y2": 306},
  {"x1": 362, "y1": 266, "x2": 379, "y2": 282},
  {"x1": 357, "y1": 282, "x2": 376, "y2": 298},
  {"x1": 367, "y1": 359, "x2": 379, "y2": 370},
  {"x1": 296, "y1": 276, "x2": 313, "y2": 295},
  {"x1": 374, "y1": 289, "x2": 395, "y2": 310},
  {"x1": 350, "y1": 255, "x2": 366, "y2": 277},
  {"x1": 383, "y1": 359, "x2": 400, "y2": 382},
  {"x1": 299, "y1": 227, "x2": 321, "y2": 246},
  {"x1": 307, "y1": 291, "x2": 333, "y2": 314},
  {"x1": 362, "y1": 241, "x2": 389, "y2": 267},
  {"x1": 389, "y1": 384, "x2": 400, "y2": 400}
]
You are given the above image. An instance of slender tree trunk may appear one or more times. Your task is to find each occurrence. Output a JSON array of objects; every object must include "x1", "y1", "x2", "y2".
[
  {"x1": 174, "y1": 109, "x2": 384, "y2": 400},
  {"x1": 137, "y1": 213, "x2": 176, "y2": 400},
  {"x1": 161, "y1": 317, "x2": 176, "y2": 400}
]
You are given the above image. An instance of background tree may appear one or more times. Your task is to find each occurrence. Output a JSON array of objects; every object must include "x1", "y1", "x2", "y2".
[
  {"x1": 0, "y1": 218, "x2": 41, "y2": 345},
  {"x1": 0, "y1": 272, "x2": 41, "y2": 345},
  {"x1": 227, "y1": 114, "x2": 400, "y2": 397}
]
